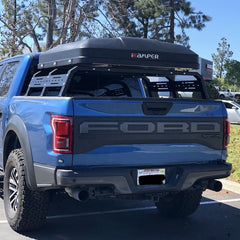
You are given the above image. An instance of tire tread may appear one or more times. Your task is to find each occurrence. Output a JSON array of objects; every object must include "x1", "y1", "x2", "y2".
[{"x1": 4, "y1": 148, "x2": 49, "y2": 232}]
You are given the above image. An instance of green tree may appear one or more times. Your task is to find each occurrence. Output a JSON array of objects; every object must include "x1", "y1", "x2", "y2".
[
  {"x1": 0, "y1": 0, "x2": 102, "y2": 54},
  {"x1": 0, "y1": 0, "x2": 33, "y2": 56},
  {"x1": 212, "y1": 37, "x2": 233, "y2": 79},
  {"x1": 193, "y1": 81, "x2": 219, "y2": 99},
  {"x1": 27, "y1": 0, "x2": 101, "y2": 51},
  {"x1": 0, "y1": 0, "x2": 211, "y2": 54},
  {"x1": 225, "y1": 60, "x2": 240, "y2": 88},
  {"x1": 105, "y1": 0, "x2": 211, "y2": 46}
]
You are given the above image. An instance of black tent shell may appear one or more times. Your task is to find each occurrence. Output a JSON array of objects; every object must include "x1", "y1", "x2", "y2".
[{"x1": 38, "y1": 37, "x2": 199, "y2": 70}]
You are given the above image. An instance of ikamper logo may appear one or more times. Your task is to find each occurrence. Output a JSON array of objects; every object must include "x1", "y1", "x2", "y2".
[{"x1": 131, "y1": 52, "x2": 159, "y2": 60}]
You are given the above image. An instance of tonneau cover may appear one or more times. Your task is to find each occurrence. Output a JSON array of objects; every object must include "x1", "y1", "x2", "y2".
[{"x1": 38, "y1": 37, "x2": 199, "y2": 70}]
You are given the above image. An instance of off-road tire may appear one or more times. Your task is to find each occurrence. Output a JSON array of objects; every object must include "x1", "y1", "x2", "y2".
[
  {"x1": 155, "y1": 188, "x2": 202, "y2": 218},
  {"x1": 4, "y1": 148, "x2": 49, "y2": 232}
]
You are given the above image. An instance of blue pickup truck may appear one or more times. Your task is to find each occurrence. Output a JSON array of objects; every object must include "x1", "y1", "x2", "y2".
[{"x1": 0, "y1": 38, "x2": 231, "y2": 232}]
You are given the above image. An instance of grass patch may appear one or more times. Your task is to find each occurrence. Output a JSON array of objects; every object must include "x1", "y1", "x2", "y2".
[{"x1": 227, "y1": 124, "x2": 240, "y2": 182}]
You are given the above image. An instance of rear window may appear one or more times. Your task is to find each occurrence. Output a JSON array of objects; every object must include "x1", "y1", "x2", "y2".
[
  {"x1": 65, "y1": 72, "x2": 143, "y2": 98},
  {"x1": 0, "y1": 61, "x2": 20, "y2": 96}
]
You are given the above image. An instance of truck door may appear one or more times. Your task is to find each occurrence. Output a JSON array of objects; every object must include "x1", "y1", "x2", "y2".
[{"x1": 0, "y1": 61, "x2": 21, "y2": 166}]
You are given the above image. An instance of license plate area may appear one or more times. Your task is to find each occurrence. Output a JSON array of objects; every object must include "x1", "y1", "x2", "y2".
[{"x1": 137, "y1": 168, "x2": 166, "y2": 185}]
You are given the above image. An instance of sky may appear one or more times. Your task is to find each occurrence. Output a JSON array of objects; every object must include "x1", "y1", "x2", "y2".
[
  {"x1": 186, "y1": 0, "x2": 240, "y2": 61},
  {"x1": 0, "y1": 0, "x2": 239, "y2": 62}
]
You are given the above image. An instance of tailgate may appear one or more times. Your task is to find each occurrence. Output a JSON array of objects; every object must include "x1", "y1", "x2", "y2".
[{"x1": 72, "y1": 99, "x2": 226, "y2": 167}]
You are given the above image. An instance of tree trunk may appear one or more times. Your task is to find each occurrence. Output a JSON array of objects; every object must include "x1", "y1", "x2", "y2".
[
  {"x1": 26, "y1": 21, "x2": 41, "y2": 52},
  {"x1": 143, "y1": 18, "x2": 149, "y2": 38},
  {"x1": 11, "y1": 0, "x2": 17, "y2": 56},
  {"x1": 46, "y1": 0, "x2": 56, "y2": 49},
  {"x1": 169, "y1": 0, "x2": 175, "y2": 43},
  {"x1": 60, "y1": 0, "x2": 76, "y2": 44},
  {"x1": 70, "y1": 2, "x2": 77, "y2": 42}
]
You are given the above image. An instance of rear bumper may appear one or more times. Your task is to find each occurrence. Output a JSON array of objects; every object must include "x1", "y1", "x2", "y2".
[{"x1": 55, "y1": 162, "x2": 232, "y2": 194}]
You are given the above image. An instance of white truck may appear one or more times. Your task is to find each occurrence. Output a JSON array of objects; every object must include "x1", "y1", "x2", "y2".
[{"x1": 219, "y1": 89, "x2": 240, "y2": 99}]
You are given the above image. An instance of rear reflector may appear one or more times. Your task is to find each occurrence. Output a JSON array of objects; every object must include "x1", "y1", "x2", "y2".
[
  {"x1": 223, "y1": 117, "x2": 230, "y2": 150},
  {"x1": 51, "y1": 115, "x2": 73, "y2": 153}
]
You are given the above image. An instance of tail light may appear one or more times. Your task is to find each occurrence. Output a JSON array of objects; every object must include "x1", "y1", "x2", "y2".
[
  {"x1": 51, "y1": 115, "x2": 73, "y2": 153},
  {"x1": 223, "y1": 117, "x2": 230, "y2": 150}
]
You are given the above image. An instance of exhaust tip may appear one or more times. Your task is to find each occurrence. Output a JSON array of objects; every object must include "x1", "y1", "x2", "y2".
[
  {"x1": 65, "y1": 188, "x2": 90, "y2": 202},
  {"x1": 78, "y1": 190, "x2": 89, "y2": 202},
  {"x1": 207, "y1": 180, "x2": 222, "y2": 192}
]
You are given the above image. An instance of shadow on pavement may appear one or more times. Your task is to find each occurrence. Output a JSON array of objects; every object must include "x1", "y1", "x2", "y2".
[{"x1": 12, "y1": 192, "x2": 240, "y2": 240}]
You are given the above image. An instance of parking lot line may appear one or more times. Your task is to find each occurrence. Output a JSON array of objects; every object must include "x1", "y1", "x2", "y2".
[
  {"x1": 47, "y1": 206, "x2": 157, "y2": 220},
  {"x1": 0, "y1": 198, "x2": 240, "y2": 224},
  {"x1": 200, "y1": 198, "x2": 240, "y2": 205}
]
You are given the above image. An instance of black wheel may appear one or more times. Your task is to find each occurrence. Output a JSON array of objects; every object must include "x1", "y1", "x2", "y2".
[
  {"x1": 155, "y1": 188, "x2": 202, "y2": 218},
  {"x1": 4, "y1": 148, "x2": 49, "y2": 232}
]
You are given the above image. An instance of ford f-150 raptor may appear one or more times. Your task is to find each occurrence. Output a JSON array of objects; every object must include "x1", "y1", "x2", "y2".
[{"x1": 0, "y1": 37, "x2": 231, "y2": 232}]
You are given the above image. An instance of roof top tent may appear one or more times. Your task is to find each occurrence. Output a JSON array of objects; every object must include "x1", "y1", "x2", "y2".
[{"x1": 38, "y1": 37, "x2": 199, "y2": 70}]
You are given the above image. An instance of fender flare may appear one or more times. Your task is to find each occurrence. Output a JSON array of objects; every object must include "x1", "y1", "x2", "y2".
[{"x1": 3, "y1": 115, "x2": 37, "y2": 190}]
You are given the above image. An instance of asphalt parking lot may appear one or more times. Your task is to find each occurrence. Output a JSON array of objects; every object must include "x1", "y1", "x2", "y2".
[{"x1": 0, "y1": 181, "x2": 240, "y2": 240}]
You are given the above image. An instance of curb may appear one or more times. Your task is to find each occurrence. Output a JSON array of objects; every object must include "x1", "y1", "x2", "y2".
[{"x1": 220, "y1": 179, "x2": 240, "y2": 195}]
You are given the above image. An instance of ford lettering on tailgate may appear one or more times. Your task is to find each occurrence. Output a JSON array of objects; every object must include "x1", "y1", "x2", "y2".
[{"x1": 80, "y1": 121, "x2": 220, "y2": 134}]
